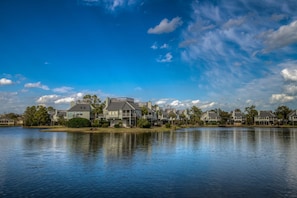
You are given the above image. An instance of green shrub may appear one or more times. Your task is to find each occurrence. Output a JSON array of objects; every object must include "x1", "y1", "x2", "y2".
[
  {"x1": 137, "y1": 118, "x2": 151, "y2": 128},
  {"x1": 165, "y1": 123, "x2": 171, "y2": 128},
  {"x1": 67, "y1": 118, "x2": 91, "y2": 128}
]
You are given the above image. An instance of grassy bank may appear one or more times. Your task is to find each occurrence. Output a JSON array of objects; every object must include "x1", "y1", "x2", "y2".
[{"x1": 39, "y1": 126, "x2": 175, "y2": 133}]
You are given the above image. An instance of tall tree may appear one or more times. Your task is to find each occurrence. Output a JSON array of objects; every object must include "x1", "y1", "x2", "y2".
[
  {"x1": 275, "y1": 105, "x2": 292, "y2": 124},
  {"x1": 35, "y1": 106, "x2": 50, "y2": 125},
  {"x1": 23, "y1": 106, "x2": 37, "y2": 126},
  {"x1": 219, "y1": 109, "x2": 231, "y2": 125},
  {"x1": 190, "y1": 106, "x2": 202, "y2": 125},
  {"x1": 245, "y1": 105, "x2": 258, "y2": 125}
]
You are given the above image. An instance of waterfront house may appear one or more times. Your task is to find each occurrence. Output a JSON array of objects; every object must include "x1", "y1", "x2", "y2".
[
  {"x1": 254, "y1": 111, "x2": 277, "y2": 125},
  {"x1": 103, "y1": 97, "x2": 142, "y2": 127},
  {"x1": 288, "y1": 110, "x2": 297, "y2": 125},
  {"x1": 201, "y1": 110, "x2": 221, "y2": 124},
  {"x1": 0, "y1": 118, "x2": 15, "y2": 126},
  {"x1": 230, "y1": 110, "x2": 245, "y2": 126},
  {"x1": 67, "y1": 103, "x2": 94, "y2": 121},
  {"x1": 52, "y1": 110, "x2": 67, "y2": 124},
  {"x1": 138, "y1": 101, "x2": 158, "y2": 123}
]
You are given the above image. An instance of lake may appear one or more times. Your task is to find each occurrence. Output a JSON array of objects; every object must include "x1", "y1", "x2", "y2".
[{"x1": 0, "y1": 127, "x2": 297, "y2": 197}]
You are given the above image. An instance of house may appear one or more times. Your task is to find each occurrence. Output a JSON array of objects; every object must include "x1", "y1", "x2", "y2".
[
  {"x1": 103, "y1": 97, "x2": 142, "y2": 127},
  {"x1": 0, "y1": 118, "x2": 15, "y2": 126},
  {"x1": 201, "y1": 110, "x2": 221, "y2": 124},
  {"x1": 67, "y1": 103, "x2": 94, "y2": 121},
  {"x1": 288, "y1": 110, "x2": 297, "y2": 125},
  {"x1": 254, "y1": 111, "x2": 277, "y2": 125},
  {"x1": 52, "y1": 110, "x2": 67, "y2": 124},
  {"x1": 230, "y1": 110, "x2": 245, "y2": 126},
  {"x1": 138, "y1": 101, "x2": 158, "y2": 123}
]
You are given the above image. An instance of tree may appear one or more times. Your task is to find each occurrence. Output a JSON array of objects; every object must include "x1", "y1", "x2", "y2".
[
  {"x1": 275, "y1": 105, "x2": 292, "y2": 125},
  {"x1": 190, "y1": 106, "x2": 202, "y2": 125},
  {"x1": 83, "y1": 94, "x2": 103, "y2": 119},
  {"x1": 245, "y1": 105, "x2": 258, "y2": 125},
  {"x1": 23, "y1": 105, "x2": 50, "y2": 126},
  {"x1": 168, "y1": 111, "x2": 177, "y2": 125},
  {"x1": 141, "y1": 106, "x2": 149, "y2": 116},
  {"x1": 35, "y1": 106, "x2": 50, "y2": 126},
  {"x1": 23, "y1": 106, "x2": 37, "y2": 126},
  {"x1": 218, "y1": 109, "x2": 231, "y2": 125},
  {"x1": 137, "y1": 118, "x2": 151, "y2": 128}
]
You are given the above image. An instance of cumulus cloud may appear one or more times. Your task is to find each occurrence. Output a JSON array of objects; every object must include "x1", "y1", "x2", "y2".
[
  {"x1": 36, "y1": 95, "x2": 59, "y2": 104},
  {"x1": 54, "y1": 93, "x2": 84, "y2": 104},
  {"x1": 53, "y1": 86, "x2": 74, "y2": 93},
  {"x1": 157, "y1": 53, "x2": 172, "y2": 63},
  {"x1": 281, "y1": 68, "x2": 297, "y2": 81},
  {"x1": 270, "y1": 94, "x2": 295, "y2": 103},
  {"x1": 54, "y1": 97, "x2": 75, "y2": 104},
  {"x1": 284, "y1": 84, "x2": 297, "y2": 94},
  {"x1": 263, "y1": 20, "x2": 297, "y2": 51},
  {"x1": 192, "y1": 100, "x2": 200, "y2": 104},
  {"x1": 24, "y1": 82, "x2": 49, "y2": 90},
  {"x1": 200, "y1": 102, "x2": 216, "y2": 109},
  {"x1": 0, "y1": 78, "x2": 13, "y2": 85},
  {"x1": 170, "y1": 100, "x2": 181, "y2": 106},
  {"x1": 148, "y1": 17, "x2": 183, "y2": 34}
]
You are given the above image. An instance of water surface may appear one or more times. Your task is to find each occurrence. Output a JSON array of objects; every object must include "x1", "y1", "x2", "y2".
[{"x1": 0, "y1": 127, "x2": 297, "y2": 197}]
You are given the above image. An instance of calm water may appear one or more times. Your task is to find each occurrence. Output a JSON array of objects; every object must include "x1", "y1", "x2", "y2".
[{"x1": 0, "y1": 127, "x2": 297, "y2": 198}]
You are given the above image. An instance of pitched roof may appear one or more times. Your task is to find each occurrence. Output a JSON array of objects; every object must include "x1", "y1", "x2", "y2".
[
  {"x1": 258, "y1": 111, "x2": 275, "y2": 118},
  {"x1": 68, "y1": 104, "x2": 92, "y2": 112},
  {"x1": 106, "y1": 101, "x2": 140, "y2": 111}
]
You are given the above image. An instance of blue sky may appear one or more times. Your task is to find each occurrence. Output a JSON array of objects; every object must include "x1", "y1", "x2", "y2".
[{"x1": 1, "y1": 0, "x2": 297, "y2": 113}]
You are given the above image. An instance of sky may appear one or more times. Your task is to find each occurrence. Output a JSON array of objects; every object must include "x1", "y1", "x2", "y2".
[{"x1": 1, "y1": 0, "x2": 297, "y2": 114}]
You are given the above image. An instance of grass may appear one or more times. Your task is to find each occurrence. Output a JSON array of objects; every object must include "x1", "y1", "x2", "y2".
[{"x1": 39, "y1": 126, "x2": 175, "y2": 133}]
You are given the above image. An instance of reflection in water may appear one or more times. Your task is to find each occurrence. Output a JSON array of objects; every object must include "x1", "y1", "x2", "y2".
[{"x1": 0, "y1": 127, "x2": 297, "y2": 197}]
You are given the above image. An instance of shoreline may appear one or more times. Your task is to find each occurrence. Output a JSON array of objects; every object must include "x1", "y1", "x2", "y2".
[
  {"x1": 31, "y1": 124, "x2": 297, "y2": 133},
  {"x1": 39, "y1": 126, "x2": 175, "y2": 133}
]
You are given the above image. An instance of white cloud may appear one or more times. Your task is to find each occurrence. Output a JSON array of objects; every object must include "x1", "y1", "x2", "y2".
[
  {"x1": 170, "y1": 100, "x2": 181, "y2": 106},
  {"x1": 24, "y1": 82, "x2": 49, "y2": 90},
  {"x1": 53, "y1": 86, "x2": 74, "y2": 93},
  {"x1": 281, "y1": 68, "x2": 297, "y2": 81},
  {"x1": 54, "y1": 92, "x2": 84, "y2": 104},
  {"x1": 223, "y1": 17, "x2": 246, "y2": 29},
  {"x1": 148, "y1": 17, "x2": 183, "y2": 34},
  {"x1": 160, "y1": 43, "x2": 169, "y2": 49},
  {"x1": 192, "y1": 100, "x2": 200, "y2": 104},
  {"x1": 156, "y1": 99, "x2": 168, "y2": 105},
  {"x1": 151, "y1": 43, "x2": 158, "y2": 50},
  {"x1": 200, "y1": 102, "x2": 216, "y2": 109},
  {"x1": 263, "y1": 20, "x2": 297, "y2": 51},
  {"x1": 157, "y1": 53, "x2": 172, "y2": 63},
  {"x1": 270, "y1": 94, "x2": 295, "y2": 103},
  {"x1": 284, "y1": 84, "x2": 297, "y2": 94},
  {"x1": 54, "y1": 97, "x2": 75, "y2": 104},
  {"x1": 36, "y1": 95, "x2": 59, "y2": 104},
  {"x1": 0, "y1": 78, "x2": 13, "y2": 85}
]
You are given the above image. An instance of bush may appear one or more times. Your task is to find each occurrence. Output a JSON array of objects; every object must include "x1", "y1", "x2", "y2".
[
  {"x1": 137, "y1": 118, "x2": 151, "y2": 128},
  {"x1": 165, "y1": 123, "x2": 171, "y2": 128},
  {"x1": 67, "y1": 118, "x2": 91, "y2": 128}
]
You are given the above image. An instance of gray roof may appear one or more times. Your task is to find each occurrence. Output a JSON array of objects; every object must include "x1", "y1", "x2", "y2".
[
  {"x1": 208, "y1": 111, "x2": 219, "y2": 119},
  {"x1": 68, "y1": 104, "x2": 92, "y2": 112},
  {"x1": 258, "y1": 111, "x2": 275, "y2": 118},
  {"x1": 106, "y1": 101, "x2": 140, "y2": 111}
]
